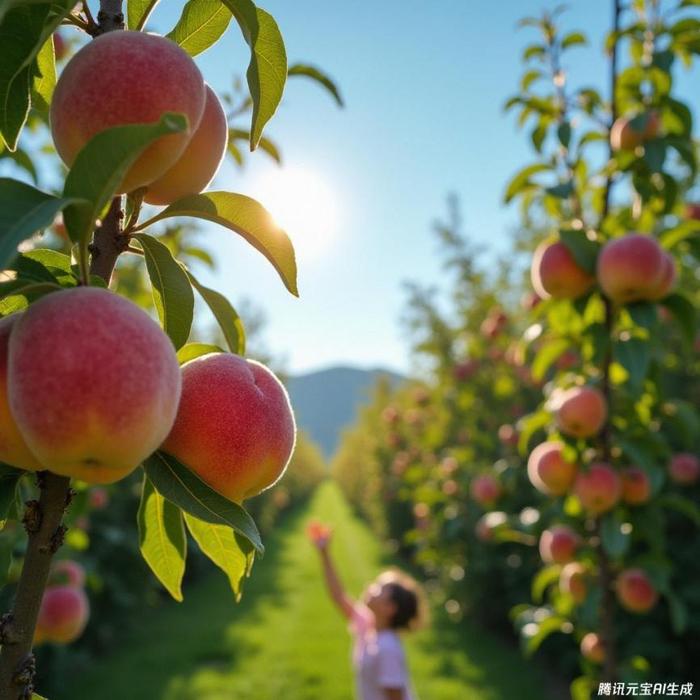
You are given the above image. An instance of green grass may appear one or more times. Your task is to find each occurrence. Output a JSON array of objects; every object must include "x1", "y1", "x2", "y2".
[{"x1": 59, "y1": 482, "x2": 553, "y2": 700}]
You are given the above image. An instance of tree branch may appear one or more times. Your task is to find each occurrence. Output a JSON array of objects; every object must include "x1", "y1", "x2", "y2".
[
  {"x1": 95, "y1": 0, "x2": 125, "y2": 34},
  {"x1": 88, "y1": 197, "x2": 127, "y2": 284}
]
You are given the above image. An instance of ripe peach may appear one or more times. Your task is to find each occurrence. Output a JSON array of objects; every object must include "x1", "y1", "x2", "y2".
[
  {"x1": 554, "y1": 385, "x2": 607, "y2": 439},
  {"x1": 668, "y1": 453, "x2": 700, "y2": 485},
  {"x1": 610, "y1": 112, "x2": 660, "y2": 151},
  {"x1": 580, "y1": 632, "x2": 605, "y2": 664},
  {"x1": 88, "y1": 486, "x2": 109, "y2": 510},
  {"x1": 539, "y1": 525, "x2": 579, "y2": 564},
  {"x1": 453, "y1": 359, "x2": 478, "y2": 382},
  {"x1": 162, "y1": 353, "x2": 296, "y2": 503},
  {"x1": 144, "y1": 85, "x2": 228, "y2": 205},
  {"x1": 49, "y1": 560, "x2": 85, "y2": 589},
  {"x1": 596, "y1": 234, "x2": 665, "y2": 303},
  {"x1": 620, "y1": 466, "x2": 651, "y2": 505},
  {"x1": 35, "y1": 585, "x2": 89, "y2": 644},
  {"x1": 50, "y1": 31, "x2": 205, "y2": 193},
  {"x1": 559, "y1": 562, "x2": 588, "y2": 603},
  {"x1": 616, "y1": 568, "x2": 658, "y2": 614},
  {"x1": 647, "y1": 252, "x2": 676, "y2": 301},
  {"x1": 8, "y1": 288, "x2": 181, "y2": 483},
  {"x1": 53, "y1": 33, "x2": 67, "y2": 61},
  {"x1": 573, "y1": 463, "x2": 621, "y2": 515},
  {"x1": 469, "y1": 473, "x2": 502, "y2": 506},
  {"x1": 686, "y1": 203, "x2": 700, "y2": 220},
  {"x1": 498, "y1": 424, "x2": 518, "y2": 447},
  {"x1": 527, "y1": 441, "x2": 577, "y2": 496},
  {"x1": 531, "y1": 240, "x2": 594, "y2": 300},
  {"x1": 0, "y1": 315, "x2": 43, "y2": 471}
]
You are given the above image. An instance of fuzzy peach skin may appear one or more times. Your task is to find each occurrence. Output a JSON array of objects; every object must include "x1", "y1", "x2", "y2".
[
  {"x1": 573, "y1": 462, "x2": 621, "y2": 515},
  {"x1": 580, "y1": 632, "x2": 605, "y2": 664},
  {"x1": 539, "y1": 525, "x2": 579, "y2": 564},
  {"x1": 554, "y1": 385, "x2": 607, "y2": 439},
  {"x1": 616, "y1": 568, "x2": 658, "y2": 614},
  {"x1": 647, "y1": 252, "x2": 677, "y2": 301},
  {"x1": 144, "y1": 84, "x2": 228, "y2": 205},
  {"x1": 8, "y1": 288, "x2": 181, "y2": 484},
  {"x1": 162, "y1": 353, "x2": 296, "y2": 503},
  {"x1": 50, "y1": 31, "x2": 205, "y2": 194},
  {"x1": 620, "y1": 466, "x2": 652, "y2": 505},
  {"x1": 531, "y1": 240, "x2": 594, "y2": 300},
  {"x1": 35, "y1": 585, "x2": 89, "y2": 645},
  {"x1": 0, "y1": 315, "x2": 43, "y2": 471},
  {"x1": 596, "y1": 233, "x2": 665, "y2": 303},
  {"x1": 610, "y1": 112, "x2": 660, "y2": 151},
  {"x1": 527, "y1": 441, "x2": 577, "y2": 496},
  {"x1": 668, "y1": 453, "x2": 700, "y2": 484},
  {"x1": 469, "y1": 473, "x2": 502, "y2": 506},
  {"x1": 559, "y1": 562, "x2": 588, "y2": 604}
]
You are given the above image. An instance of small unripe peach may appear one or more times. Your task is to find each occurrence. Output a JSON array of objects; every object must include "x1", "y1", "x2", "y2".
[
  {"x1": 144, "y1": 85, "x2": 228, "y2": 205},
  {"x1": 668, "y1": 453, "x2": 700, "y2": 485},
  {"x1": 539, "y1": 525, "x2": 579, "y2": 564},
  {"x1": 8, "y1": 288, "x2": 181, "y2": 483},
  {"x1": 573, "y1": 463, "x2": 621, "y2": 515},
  {"x1": 616, "y1": 568, "x2": 658, "y2": 614},
  {"x1": 560, "y1": 562, "x2": 588, "y2": 603},
  {"x1": 554, "y1": 385, "x2": 607, "y2": 439},
  {"x1": 50, "y1": 31, "x2": 206, "y2": 193},
  {"x1": 620, "y1": 466, "x2": 651, "y2": 505},
  {"x1": 610, "y1": 112, "x2": 660, "y2": 151},
  {"x1": 35, "y1": 585, "x2": 89, "y2": 644},
  {"x1": 162, "y1": 353, "x2": 296, "y2": 503},
  {"x1": 531, "y1": 240, "x2": 594, "y2": 300},
  {"x1": 469, "y1": 473, "x2": 502, "y2": 506},
  {"x1": 527, "y1": 442, "x2": 577, "y2": 496},
  {"x1": 580, "y1": 632, "x2": 605, "y2": 664},
  {"x1": 596, "y1": 234, "x2": 666, "y2": 303}
]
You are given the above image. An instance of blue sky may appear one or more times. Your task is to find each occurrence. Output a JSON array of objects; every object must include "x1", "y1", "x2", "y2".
[{"x1": 16, "y1": 2, "x2": 700, "y2": 376}]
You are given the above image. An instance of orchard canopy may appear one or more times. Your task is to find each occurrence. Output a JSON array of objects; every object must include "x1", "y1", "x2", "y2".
[{"x1": 0, "y1": 1, "x2": 699, "y2": 700}]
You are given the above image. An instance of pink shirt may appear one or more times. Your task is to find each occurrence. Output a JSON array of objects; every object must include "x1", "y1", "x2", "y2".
[{"x1": 350, "y1": 603, "x2": 415, "y2": 700}]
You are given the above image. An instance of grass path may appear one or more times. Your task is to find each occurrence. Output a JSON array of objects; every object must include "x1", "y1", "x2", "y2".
[{"x1": 60, "y1": 482, "x2": 552, "y2": 699}]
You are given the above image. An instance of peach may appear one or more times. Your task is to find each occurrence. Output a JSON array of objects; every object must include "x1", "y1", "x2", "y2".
[
  {"x1": 539, "y1": 525, "x2": 580, "y2": 564},
  {"x1": 616, "y1": 568, "x2": 658, "y2": 614},
  {"x1": 0, "y1": 315, "x2": 44, "y2": 471},
  {"x1": 647, "y1": 252, "x2": 676, "y2": 301},
  {"x1": 531, "y1": 240, "x2": 594, "y2": 300},
  {"x1": 306, "y1": 520, "x2": 331, "y2": 544},
  {"x1": 144, "y1": 85, "x2": 228, "y2": 205},
  {"x1": 162, "y1": 353, "x2": 296, "y2": 503},
  {"x1": 475, "y1": 511, "x2": 508, "y2": 542},
  {"x1": 686, "y1": 203, "x2": 700, "y2": 220},
  {"x1": 610, "y1": 112, "x2": 660, "y2": 151},
  {"x1": 413, "y1": 502, "x2": 430, "y2": 519},
  {"x1": 498, "y1": 424, "x2": 518, "y2": 447},
  {"x1": 554, "y1": 385, "x2": 607, "y2": 439},
  {"x1": 596, "y1": 234, "x2": 666, "y2": 303},
  {"x1": 49, "y1": 560, "x2": 85, "y2": 589},
  {"x1": 53, "y1": 33, "x2": 67, "y2": 61},
  {"x1": 50, "y1": 31, "x2": 205, "y2": 193},
  {"x1": 469, "y1": 473, "x2": 502, "y2": 506},
  {"x1": 620, "y1": 466, "x2": 651, "y2": 505},
  {"x1": 35, "y1": 585, "x2": 89, "y2": 644},
  {"x1": 527, "y1": 442, "x2": 577, "y2": 496},
  {"x1": 580, "y1": 632, "x2": 605, "y2": 664},
  {"x1": 668, "y1": 453, "x2": 700, "y2": 485},
  {"x1": 559, "y1": 562, "x2": 588, "y2": 603},
  {"x1": 8, "y1": 288, "x2": 181, "y2": 484},
  {"x1": 573, "y1": 463, "x2": 621, "y2": 515},
  {"x1": 453, "y1": 359, "x2": 478, "y2": 382},
  {"x1": 88, "y1": 486, "x2": 109, "y2": 510}
]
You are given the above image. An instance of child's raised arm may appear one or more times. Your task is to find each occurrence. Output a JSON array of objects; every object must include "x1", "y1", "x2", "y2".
[{"x1": 307, "y1": 522, "x2": 355, "y2": 619}]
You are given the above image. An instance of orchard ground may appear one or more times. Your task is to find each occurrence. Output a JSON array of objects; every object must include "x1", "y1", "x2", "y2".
[{"x1": 58, "y1": 482, "x2": 554, "y2": 700}]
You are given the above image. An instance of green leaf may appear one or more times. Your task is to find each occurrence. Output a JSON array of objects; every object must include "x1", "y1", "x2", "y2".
[
  {"x1": 137, "y1": 191, "x2": 298, "y2": 296},
  {"x1": 0, "y1": 464, "x2": 22, "y2": 523},
  {"x1": 545, "y1": 181, "x2": 573, "y2": 199},
  {"x1": 142, "y1": 452, "x2": 263, "y2": 554},
  {"x1": 600, "y1": 510, "x2": 630, "y2": 558},
  {"x1": 186, "y1": 270, "x2": 245, "y2": 354},
  {"x1": 0, "y1": 145, "x2": 38, "y2": 183},
  {"x1": 184, "y1": 513, "x2": 254, "y2": 600},
  {"x1": 128, "y1": 0, "x2": 160, "y2": 30},
  {"x1": 517, "y1": 410, "x2": 550, "y2": 455},
  {"x1": 524, "y1": 615, "x2": 567, "y2": 655},
  {"x1": 570, "y1": 676, "x2": 595, "y2": 700},
  {"x1": 166, "y1": 0, "x2": 232, "y2": 56},
  {"x1": 137, "y1": 476, "x2": 186, "y2": 602},
  {"x1": 556, "y1": 122, "x2": 571, "y2": 149},
  {"x1": 642, "y1": 139, "x2": 666, "y2": 173},
  {"x1": 531, "y1": 565, "x2": 561, "y2": 603},
  {"x1": 661, "y1": 293, "x2": 696, "y2": 348},
  {"x1": 132, "y1": 233, "x2": 194, "y2": 350},
  {"x1": 559, "y1": 229, "x2": 599, "y2": 274},
  {"x1": 658, "y1": 494, "x2": 700, "y2": 527},
  {"x1": 0, "y1": 178, "x2": 81, "y2": 269},
  {"x1": 221, "y1": 0, "x2": 287, "y2": 149},
  {"x1": 504, "y1": 163, "x2": 551, "y2": 203},
  {"x1": 0, "y1": 1, "x2": 73, "y2": 149},
  {"x1": 63, "y1": 114, "x2": 188, "y2": 247},
  {"x1": 228, "y1": 128, "x2": 281, "y2": 164},
  {"x1": 288, "y1": 63, "x2": 344, "y2": 107},
  {"x1": 666, "y1": 591, "x2": 688, "y2": 635},
  {"x1": 531, "y1": 337, "x2": 571, "y2": 381},
  {"x1": 32, "y1": 35, "x2": 56, "y2": 117},
  {"x1": 627, "y1": 302, "x2": 657, "y2": 330},
  {"x1": 613, "y1": 337, "x2": 651, "y2": 391},
  {"x1": 177, "y1": 342, "x2": 223, "y2": 364},
  {"x1": 561, "y1": 32, "x2": 586, "y2": 49}
]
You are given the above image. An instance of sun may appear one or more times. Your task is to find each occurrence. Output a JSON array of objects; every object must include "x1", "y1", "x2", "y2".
[{"x1": 251, "y1": 167, "x2": 339, "y2": 263}]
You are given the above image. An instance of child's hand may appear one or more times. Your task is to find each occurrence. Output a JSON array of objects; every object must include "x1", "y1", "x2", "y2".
[{"x1": 307, "y1": 520, "x2": 332, "y2": 550}]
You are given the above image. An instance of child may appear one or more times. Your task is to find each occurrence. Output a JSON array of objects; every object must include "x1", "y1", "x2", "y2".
[{"x1": 308, "y1": 521, "x2": 425, "y2": 700}]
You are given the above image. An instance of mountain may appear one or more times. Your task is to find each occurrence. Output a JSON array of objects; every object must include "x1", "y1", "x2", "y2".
[{"x1": 286, "y1": 366, "x2": 405, "y2": 459}]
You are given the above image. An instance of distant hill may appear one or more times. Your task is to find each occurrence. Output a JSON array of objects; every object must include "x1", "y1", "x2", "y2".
[{"x1": 286, "y1": 366, "x2": 405, "y2": 459}]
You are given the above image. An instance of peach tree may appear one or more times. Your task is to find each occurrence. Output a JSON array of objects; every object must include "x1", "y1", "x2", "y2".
[
  {"x1": 0, "y1": 1, "x2": 319, "y2": 697},
  {"x1": 505, "y1": 1, "x2": 699, "y2": 695}
]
